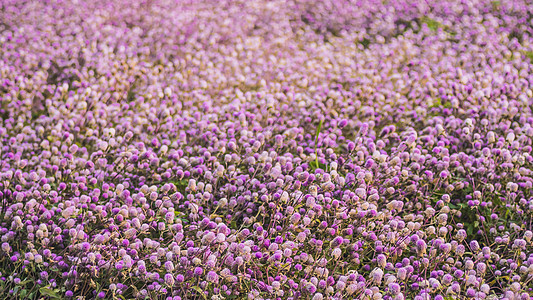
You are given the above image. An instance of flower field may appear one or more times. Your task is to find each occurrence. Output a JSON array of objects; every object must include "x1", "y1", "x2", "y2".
[{"x1": 1, "y1": 0, "x2": 533, "y2": 299}]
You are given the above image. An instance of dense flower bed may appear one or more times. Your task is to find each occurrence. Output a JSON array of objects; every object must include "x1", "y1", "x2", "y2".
[{"x1": 1, "y1": 0, "x2": 533, "y2": 299}]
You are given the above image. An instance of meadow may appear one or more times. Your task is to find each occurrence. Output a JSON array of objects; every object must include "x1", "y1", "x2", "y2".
[{"x1": 0, "y1": 0, "x2": 533, "y2": 299}]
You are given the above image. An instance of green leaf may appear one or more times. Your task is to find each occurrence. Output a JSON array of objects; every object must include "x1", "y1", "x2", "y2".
[
  {"x1": 429, "y1": 97, "x2": 442, "y2": 108},
  {"x1": 191, "y1": 286, "x2": 207, "y2": 299},
  {"x1": 359, "y1": 38, "x2": 371, "y2": 49},
  {"x1": 309, "y1": 160, "x2": 326, "y2": 172},
  {"x1": 420, "y1": 17, "x2": 443, "y2": 31},
  {"x1": 39, "y1": 287, "x2": 61, "y2": 299},
  {"x1": 467, "y1": 225, "x2": 473, "y2": 236},
  {"x1": 18, "y1": 280, "x2": 31, "y2": 286},
  {"x1": 524, "y1": 51, "x2": 533, "y2": 62},
  {"x1": 173, "y1": 179, "x2": 188, "y2": 186},
  {"x1": 500, "y1": 275, "x2": 510, "y2": 281},
  {"x1": 312, "y1": 118, "x2": 324, "y2": 169},
  {"x1": 315, "y1": 119, "x2": 323, "y2": 143}
]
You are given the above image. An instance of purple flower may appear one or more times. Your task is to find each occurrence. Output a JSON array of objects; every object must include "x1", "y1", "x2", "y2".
[
  {"x1": 389, "y1": 283, "x2": 401, "y2": 295},
  {"x1": 206, "y1": 271, "x2": 219, "y2": 283}
]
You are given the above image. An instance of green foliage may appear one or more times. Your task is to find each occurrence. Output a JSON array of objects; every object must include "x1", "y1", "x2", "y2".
[
  {"x1": 311, "y1": 118, "x2": 324, "y2": 171},
  {"x1": 127, "y1": 78, "x2": 140, "y2": 102},
  {"x1": 309, "y1": 160, "x2": 327, "y2": 172},
  {"x1": 39, "y1": 286, "x2": 62, "y2": 299},
  {"x1": 359, "y1": 38, "x2": 371, "y2": 49},
  {"x1": 191, "y1": 286, "x2": 208, "y2": 299},
  {"x1": 420, "y1": 16, "x2": 443, "y2": 31},
  {"x1": 524, "y1": 51, "x2": 533, "y2": 62},
  {"x1": 315, "y1": 118, "x2": 323, "y2": 143},
  {"x1": 171, "y1": 178, "x2": 189, "y2": 190}
]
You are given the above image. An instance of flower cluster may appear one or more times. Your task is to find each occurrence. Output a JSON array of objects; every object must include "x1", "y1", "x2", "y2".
[{"x1": 1, "y1": 0, "x2": 533, "y2": 299}]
